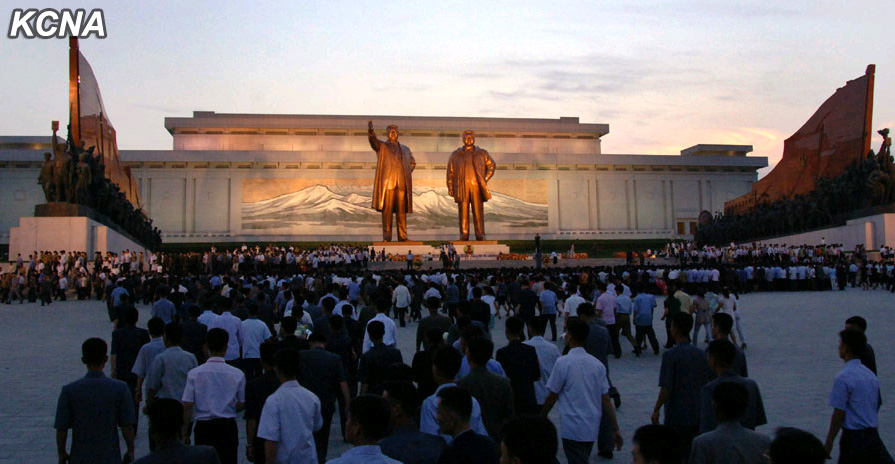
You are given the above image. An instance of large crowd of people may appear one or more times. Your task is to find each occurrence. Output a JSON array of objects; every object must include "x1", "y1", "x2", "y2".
[
  {"x1": 32, "y1": 241, "x2": 895, "y2": 463},
  {"x1": 5, "y1": 238, "x2": 894, "y2": 308}
]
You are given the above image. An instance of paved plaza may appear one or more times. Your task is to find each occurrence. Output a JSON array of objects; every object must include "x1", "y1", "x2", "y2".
[{"x1": 1, "y1": 287, "x2": 894, "y2": 463}]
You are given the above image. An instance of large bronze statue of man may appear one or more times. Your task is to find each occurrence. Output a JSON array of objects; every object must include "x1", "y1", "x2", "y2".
[
  {"x1": 447, "y1": 130, "x2": 496, "y2": 241},
  {"x1": 368, "y1": 121, "x2": 416, "y2": 241}
]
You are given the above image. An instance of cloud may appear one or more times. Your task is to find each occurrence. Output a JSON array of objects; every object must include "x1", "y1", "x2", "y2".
[{"x1": 474, "y1": 51, "x2": 713, "y2": 108}]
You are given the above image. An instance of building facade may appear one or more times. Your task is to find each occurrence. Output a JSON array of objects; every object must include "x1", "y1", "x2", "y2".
[{"x1": 0, "y1": 112, "x2": 767, "y2": 245}]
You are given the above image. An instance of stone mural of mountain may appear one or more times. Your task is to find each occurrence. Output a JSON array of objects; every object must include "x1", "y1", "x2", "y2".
[{"x1": 242, "y1": 184, "x2": 547, "y2": 230}]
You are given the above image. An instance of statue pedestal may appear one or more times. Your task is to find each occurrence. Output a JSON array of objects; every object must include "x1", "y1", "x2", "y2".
[
  {"x1": 9, "y1": 216, "x2": 148, "y2": 259},
  {"x1": 370, "y1": 241, "x2": 436, "y2": 257},
  {"x1": 450, "y1": 240, "x2": 510, "y2": 258},
  {"x1": 35, "y1": 202, "x2": 101, "y2": 220}
]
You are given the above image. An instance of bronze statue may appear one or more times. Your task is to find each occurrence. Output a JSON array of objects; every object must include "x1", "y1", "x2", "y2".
[
  {"x1": 447, "y1": 130, "x2": 496, "y2": 241},
  {"x1": 38, "y1": 152, "x2": 55, "y2": 201},
  {"x1": 368, "y1": 121, "x2": 416, "y2": 241},
  {"x1": 74, "y1": 153, "x2": 92, "y2": 204},
  {"x1": 53, "y1": 150, "x2": 73, "y2": 203}
]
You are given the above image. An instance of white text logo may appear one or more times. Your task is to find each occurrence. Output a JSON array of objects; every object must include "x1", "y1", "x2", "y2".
[{"x1": 8, "y1": 8, "x2": 106, "y2": 39}]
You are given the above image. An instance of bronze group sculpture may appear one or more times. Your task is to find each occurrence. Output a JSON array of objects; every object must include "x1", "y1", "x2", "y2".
[
  {"x1": 36, "y1": 122, "x2": 162, "y2": 250},
  {"x1": 696, "y1": 127, "x2": 893, "y2": 246},
  {"x1": 368, "y1": 121, "x2": 416, "y2": 242},
  {"x1": 447, "y1": 130, "x2": 496, "y2": 241}
]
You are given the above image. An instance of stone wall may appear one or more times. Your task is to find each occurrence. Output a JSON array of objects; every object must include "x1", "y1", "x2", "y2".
[{"x1": 749, "y1": 213, "x2": 895, "y2": 251}]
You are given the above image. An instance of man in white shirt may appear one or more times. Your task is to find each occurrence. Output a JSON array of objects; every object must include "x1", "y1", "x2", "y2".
[
  {"x1": 257, "y1": 348, "x2": 323, "y2": 464},
  {"x1": 362, "y1": 299, "x2": 398, "y2": 354},
  {"x1": 197, "y1": 297, "x2": 218, "y2": 328},
  {"x1": 181, "y1": 328, "x2": 246, "y2": 464},
  {"x1": 562, "y1": 283, "x2": 586, "y2": 324},
  {"x1": 543, "y1": 318, "x2": 622, "y2": 463},
  {"x1": 240, "y1": 304, "x2": 272, "y2": 380},
  {"x1": 392, "y1": 280, "x2": 412, "y2": 328},
  {"x1": 595, "y1": 281, "x2": 620, "y2": 357},
  {"x1": 132, "y1": 317, "x2": 168, "y2": 419},
  {"x1": 144, "y1": 324, "x2": 198, "y2": 406},
  {"x1": 57, "y1": 274, "x2": 69, "y2": 301},
  {"x1": 209, "y1": 299, "x2": 244, "y2": 363},
  {"x1": 524, "y1": 316, "x2": 560, "y2": 407}
]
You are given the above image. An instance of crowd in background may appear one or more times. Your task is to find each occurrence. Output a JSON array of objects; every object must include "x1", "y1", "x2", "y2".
[
  {"x1": 4, "y1": 237, "x2": 895, "y2": 308},
  {"x1": 40, "y1": 240, "x2": 895, "y2": 464}
]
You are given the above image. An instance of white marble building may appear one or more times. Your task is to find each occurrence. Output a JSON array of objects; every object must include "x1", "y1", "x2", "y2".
[{"x1": 0, "y1": 112, "x2": 767, "y2": 244}]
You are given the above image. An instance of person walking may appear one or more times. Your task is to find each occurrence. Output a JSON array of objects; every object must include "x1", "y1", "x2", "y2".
[
  {"x1": 632, "y1": 286, "x2": 660, "y2": 356},
  {"x1": 257, "y1": 348, "x2": 323, "y2": 464},
  {"x1": 823, "y1": 329, "x2": 894, "y2": 463},
  {"x1": 55, "y1": 338, "x2": 136, "y2": 464},
  {"x1": 689, "y1": 382, "x2": 771, "y2": 464},
  {"x1": 542, "y1": 318, "x2": 623, "y2": 463},
  {"x1": 651, "y1": 312, "x2": 712, "y2": 462},
  {"x1": 181, "y1": 328, "x2": 246, "y2": 464}
]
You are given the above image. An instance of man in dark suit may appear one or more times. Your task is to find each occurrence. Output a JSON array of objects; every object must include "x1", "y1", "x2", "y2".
[
  {"x1": 469, "y1": 287, "x2": 492, "y2": 333},
  {"x1": 710, "y1": 313, "x2": 748, "y2": 377},
  {"x1": 135, "y1": 399, "x2": 220, "y2": 464},
  {"x1": 368, "y1": 121, "x2": 416, "y2": 242},
  {"x1": 652, "y1": 313, "x2": 712, "y2": 462},
  {"x1": 417, "y1": 297, "x2": 451, "y2": 352},
  {"x1": 456, "y1": 337, "x2": 515, "y2": 445},
  {"x1": 413, "y1": 328, "x2": 445, "y2": 400},
  {"x1": 379, "y1": 381, "x2": 446, "y2": 464},
  {"x1": 500, "y1": 416, "x2": 559, "y2": 464},
  {"x1": 244, "y1": 340, "x2": 280, "y2": 464},
  {"x1": 182, "y1": 304, "x2": 208, "y2": 365},
  {"x1": 495, "y1": 317, "x2": 540, "y2": 415},
  {"x1": 112, "y1": 294, "x2": 137, "y2": 329},
  {"x1": 300, "y1": 333, "x2": 351, "y2": 463},
  {"x1": 516, "y1": 281, "x2": 539, "y2": 324},
  {"x1": 56, "y1": 338, "x2": 137, "y2": 464},
  {"x1": 359, "y1": 321, "x2": 403, "y2": 395},
  {"x1": 690, "y1": 382, "x2": 770, "y2": 464},
  {"x1": 110, "y1": 307, "x2": 150, "y2": 435},
  {"x1": 446, "y1": 130, "x2": 496, "y2": 241},
  {"x1": 326, "y1": 314, "x2": 357, "y2": 431},
  {"x1": 312, "y1": 297, "x2": 336, "y2": 340},
  {"x1": 699, "y1": 340, "x2": 766, "y2": 434},
  {"x1": 278, "y1": 316, "x2": 309, "y2": 352},
  {"x1": 436, "y1": 386, "x2": 499, "y2": 464},
  {"x1": 845, "y1": 316, "x2": 878, "y2": 374}
]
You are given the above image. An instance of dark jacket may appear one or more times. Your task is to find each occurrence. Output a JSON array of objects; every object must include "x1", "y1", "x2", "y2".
[
  {"x1": 495, "y1": 341, "x2": 540, "y2": 415},
  {"x1": 456, "y1": 366, "x2": 515, "y2": 444}
]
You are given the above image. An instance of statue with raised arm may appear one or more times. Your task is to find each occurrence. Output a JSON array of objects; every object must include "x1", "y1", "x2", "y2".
[
  {"x1": 447, "y1": 130, "x2": 496, "y2": 241},
  {"x1": 368, "y1": 120, "x2": 416, "y2": 241}
]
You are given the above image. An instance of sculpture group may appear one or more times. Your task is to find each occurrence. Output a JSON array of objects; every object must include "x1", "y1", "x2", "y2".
[
  {"x1": 696, "y1": 128, "x2": 893, "y2": 245},
  {"x1": 369, "y1": 121, "x2": 496, "y2": 242},
  {"x1": 38, "y1": 123, "x2": 162, "y2": 250}
]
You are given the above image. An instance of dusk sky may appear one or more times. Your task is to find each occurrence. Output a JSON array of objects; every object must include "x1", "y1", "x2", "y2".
[{"x1": 2, "y1": 0, "x2": 892, "y2": 178}]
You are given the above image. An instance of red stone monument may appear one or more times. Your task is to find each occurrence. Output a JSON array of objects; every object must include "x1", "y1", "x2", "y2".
[{"x1": 725, "y1": 65, "x2": 875, "y2": 214}]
